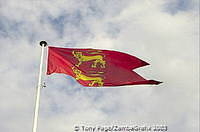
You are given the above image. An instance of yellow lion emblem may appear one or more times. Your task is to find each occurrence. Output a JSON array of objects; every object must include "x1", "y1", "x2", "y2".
[
  {"x1": 72, "y1": 67, "x2": 104, "y2": 87},
  {"x1": 72, "y1": 51, "x2": 106, "y2": 68}
]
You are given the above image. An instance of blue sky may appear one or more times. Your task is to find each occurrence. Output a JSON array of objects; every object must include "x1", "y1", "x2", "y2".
[{"x1": 0, "y1": 0, "x2": 199, "y2": 132}]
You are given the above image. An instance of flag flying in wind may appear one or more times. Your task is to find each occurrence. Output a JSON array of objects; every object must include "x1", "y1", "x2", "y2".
[{"x1": 47, "y1": 46, "x2": 162, "y2": 87}]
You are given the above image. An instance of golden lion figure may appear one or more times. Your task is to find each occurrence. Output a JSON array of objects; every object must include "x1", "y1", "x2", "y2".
[
  {"x1": 72, "y1": 51, "x2": 106, "y2": 68},
  {"x1": 72, "y1": 67, "x2": 104, "y2": 86}
]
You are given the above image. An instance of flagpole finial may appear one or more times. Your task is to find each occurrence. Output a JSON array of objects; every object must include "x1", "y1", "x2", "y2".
[{"x1": 40, "y1": 41, "x2": 47, "y2": 47}]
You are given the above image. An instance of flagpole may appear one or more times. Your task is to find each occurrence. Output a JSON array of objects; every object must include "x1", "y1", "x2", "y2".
[{"x1": 32, "y1": 41, "x2": 47, "y2": 132}]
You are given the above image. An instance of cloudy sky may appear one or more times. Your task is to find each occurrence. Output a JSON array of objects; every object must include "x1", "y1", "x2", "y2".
[{"x1": 0, "y1": 0, "x2": 199, "y2": 132}]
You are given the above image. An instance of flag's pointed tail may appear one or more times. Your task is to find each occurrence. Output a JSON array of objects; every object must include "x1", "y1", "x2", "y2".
[{"x1": 134, "y1": 80, "x2": 163, "y2": 85}]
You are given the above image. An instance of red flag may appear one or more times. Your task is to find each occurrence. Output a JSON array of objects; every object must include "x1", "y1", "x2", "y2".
[{"x1": 47, "y1": 46, "x2": 162, "y2": 87}]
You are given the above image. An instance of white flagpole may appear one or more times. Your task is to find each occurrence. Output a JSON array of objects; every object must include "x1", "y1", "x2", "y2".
[{"x1": 32, "y1": 41, "x2": 47, "y2": 132}]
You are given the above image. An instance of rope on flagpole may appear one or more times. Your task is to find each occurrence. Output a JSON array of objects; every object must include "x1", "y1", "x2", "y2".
[{"x1": 32, "y1": 41, "x2": 47, "y2": 132}]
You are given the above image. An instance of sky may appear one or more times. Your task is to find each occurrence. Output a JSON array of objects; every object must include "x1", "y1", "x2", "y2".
[{"x1": 0, "y1": 0, "x2": 199, "y2": 132}]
